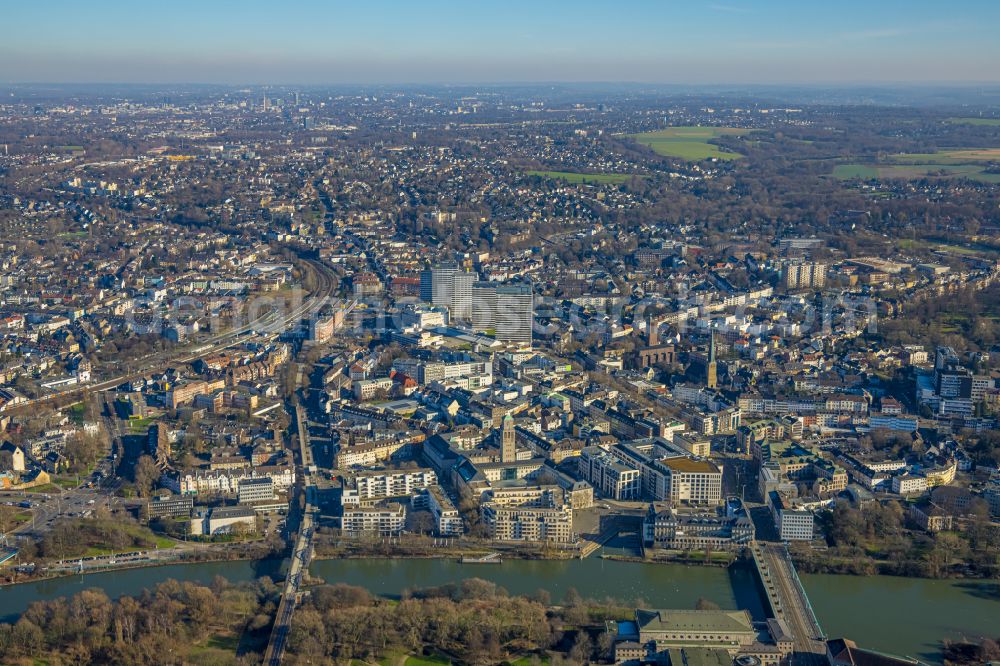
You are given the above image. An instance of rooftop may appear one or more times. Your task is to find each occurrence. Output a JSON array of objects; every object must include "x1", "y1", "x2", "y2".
[
  {"x1": 635, "y1": 608, "x2": 754, "y2": 635},
  {"x1": 662, "y1": 457, "x2": 719, "y2": 474}
]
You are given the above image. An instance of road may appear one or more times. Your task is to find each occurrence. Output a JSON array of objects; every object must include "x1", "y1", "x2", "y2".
[{"x1": 756, "y1": 542, "x2": 826, "y2": 665}]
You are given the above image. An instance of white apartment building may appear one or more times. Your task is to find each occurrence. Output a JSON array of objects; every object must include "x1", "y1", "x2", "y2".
[
  {"x1": 340, "y1": 503, "x2": 406, "y2": 536},
  {"x1": 413, "y1": 484, "x2": 463, "y2": 536},
  {"x1": 354, "y1": 468, "x2": 437, "y2": 500},
  {"x1": 892, "y1": 473, "x2": 928, "y2": 495}
]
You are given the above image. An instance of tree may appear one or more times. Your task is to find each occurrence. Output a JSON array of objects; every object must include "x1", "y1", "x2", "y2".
[
  {"x1": 569, "y1": 631, "x2": 592, "y2": 664},
  {"x1": 0, "y1": 505, "x2": 19, "y2": 535},
  {"x1": 133, "y1": 455, "x2": 160, "y2": 498},
  {"x1": 405, "y1": 509, "x2": 436, "y2": 535}
]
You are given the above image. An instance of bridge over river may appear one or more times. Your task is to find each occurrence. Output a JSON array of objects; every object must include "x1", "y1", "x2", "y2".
[{"x1": 750, "y1": 541, "x2": 827, "y2": 665}]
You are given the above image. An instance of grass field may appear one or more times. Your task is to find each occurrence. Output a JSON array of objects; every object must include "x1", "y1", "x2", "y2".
[
  {"x1": 628, "y1": 126, "x2": 749, "y2": 160},
  {"x1": 66, "y1": 402, "x2": 86, "y2": 424},
  {"x1": 525, "y1": 170, "x2": 641, "y2": 184},
  {"x1": 891, "y1": 149, "x2": 1000, "y2": 164},
  {"x1": 897, "y1": 238, "x2": 996, "y2": 258},
  {"x1": 834, "y1": 149, "x2": 1000, "y2": 183},
  {"x1": 128, "y1": 416, "x2": 155, "y2": 433},
  {"x1": 23, "y1": 483, "x2": 63, "y2": 494},
  {"x1": 945, "y1": 117, "x2": 1000, "y2": 126}
]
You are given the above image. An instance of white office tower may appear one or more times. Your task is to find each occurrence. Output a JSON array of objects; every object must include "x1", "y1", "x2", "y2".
[
  {"x1": 430, "y1": 263, "x2": 457, "y2": 308},
  {"x1": 494, "y1": 284, "x2": 533, "y2": 345},
  {"x1": 472, "y1": 281, "x2": 497, "y2": 332},
  {"x1": 451, "y1": 271, "x2": 475, "y2": 321}
]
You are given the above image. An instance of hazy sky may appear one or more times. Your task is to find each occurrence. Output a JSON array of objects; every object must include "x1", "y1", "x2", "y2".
[{"x1": 3, "y1": 0, "x2": 998, "y2": 84}]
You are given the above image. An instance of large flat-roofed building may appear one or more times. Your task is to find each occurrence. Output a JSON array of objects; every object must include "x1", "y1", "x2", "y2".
[
  {"x1": 673, "y1": 434, "x2": 711, "y2": 458},
  {"x1": 636, "y1": 608, "x2": 755, "y2": 652},
  {"x1": 580, "y1": 446, "x2": 642, "y2": 500},
  {"x1": 643, "y1": 504, "x2": 754, "y2": 552},
  {"x1": 146, "y1": 493, "x2": 194, "y2": 519},
  {"x1": 237, "y1": 477, "x2": 275, "y2": 504},
  {"x1": 768, "y1": 491, "x2": 815, "y2": 541},
  {"x1": 614, "y1": 608, "x2": 791, "y2": 666},
  {"x1": 191, "y1": 506, "x2": 257, "y2": 536},
  {"x1": 662, "y1": 457, "x2": 722, "y2": 505}
]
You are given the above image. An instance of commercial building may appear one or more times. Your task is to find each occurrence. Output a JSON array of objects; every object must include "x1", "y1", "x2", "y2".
[
  {"x1": 190, "y1": 506, "x2": 257, "y2": 536},
  {"x1": 643, "y1": 503, "x2": 754, "y2": 552},
  {"x1": 768, "y1": 491, "x2": 814, "y2": 541},
  {"x1": 146, "y1": 493, "x2": 194, "y2": 519},
  {"x1": 237, "y1": 477, "x2": 275, "y2": 504},
  {"x1": 661, "y1": 457, "x2": 723, "y2": 505},
  {"x1": 420, "y1": 263, "x2": 476, "y2": 322},
  {"x1": 472, "y1": 281, "x2": 498, "y2": 331},
  {"x1": 580, "y1": 446, "x2": 642, "y2": 500},
  {"x1": 494, "y1": 284, "x2": 533, "y2": 344},
  {"x1": 613, "y1": 608, "x2": 791, "y2": 665}
]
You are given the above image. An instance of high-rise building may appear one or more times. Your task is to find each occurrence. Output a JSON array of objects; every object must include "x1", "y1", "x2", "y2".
[
  {"x1": 494, "y1": 285, "x2": 533, "y2": 345},
  {"x1": 472, "y1": 281, "x2": 497, "y2": 331},
  {"x1": 430, "y1": 263, "x2": 457, "y2": 308},
  {"x1": 419, "y1": 269, "x2": 434, "y2": 303},
  {"x1": 784, "y1": 262, "x2": 826, "y2": 289},
  {"x1": 451, "y1": 271, "x2": 475, "y2": 321},
  {"x1": 420, "y1": 263, "x2": 476, "y2": 322}
]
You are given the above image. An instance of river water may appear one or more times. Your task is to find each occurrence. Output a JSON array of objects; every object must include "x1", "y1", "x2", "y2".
[{"x1": 1, "y1": 558, "x2": 996, "y2": 664}]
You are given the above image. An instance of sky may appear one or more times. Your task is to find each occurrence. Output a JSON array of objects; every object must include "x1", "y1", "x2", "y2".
[{"x1": 2, "y1": 0, "x2": 999, "y2": 85}]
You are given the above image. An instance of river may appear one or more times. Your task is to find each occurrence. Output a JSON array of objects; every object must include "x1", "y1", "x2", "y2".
[{"x1": 1, "y1": 558, "x2": 997, "y2": 664}]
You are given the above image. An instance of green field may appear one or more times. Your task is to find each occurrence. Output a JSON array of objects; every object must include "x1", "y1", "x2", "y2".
[
  {"x1": 832, "y1": 164, "x2": 878, "y2": 179},
  {"x1": 627, "y1": 126, "x2": 749, "y2": 160},
  {"x1": 525, "y1": 170, "x2": 641, "y2": 184},
  {"x1": 945, "y1": 117, "x2": 1000, "y2": 126},
  {"x1": 834, "y1": 148, "x2": 1000, "y2": 183},
  {"x1": 897, "y1": 238, "x2": 996, "y2": 258}
]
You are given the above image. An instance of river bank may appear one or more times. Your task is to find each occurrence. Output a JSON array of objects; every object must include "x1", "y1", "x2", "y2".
[
  {"x1": 2, "y1": 555, "x2": 997, "y2": 663},
  {"x1": 0, "y1": 545, "x2": 272, "y2": 589}
]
